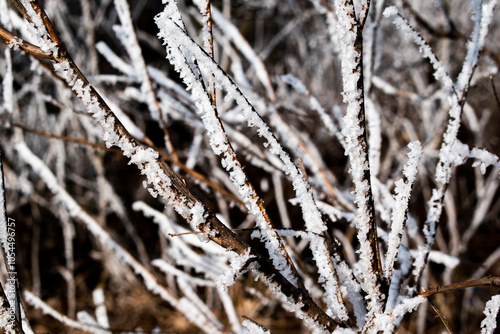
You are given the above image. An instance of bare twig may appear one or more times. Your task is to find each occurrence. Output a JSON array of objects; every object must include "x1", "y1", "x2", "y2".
[
  {"x1": 425, "y1": 293, "x2": 455, "y2": 334},
  {"x1": 490, "y1": 75, "x2": 500, "y2": 111},
  {"x1": 420, "y1": 277, "x2": 500, "y2": 299},
  {"x1": 0, "y1": 24, "x2": 54, "y2": 59}
]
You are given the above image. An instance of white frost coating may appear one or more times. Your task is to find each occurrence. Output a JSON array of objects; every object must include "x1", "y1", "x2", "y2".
[
  {"x1": 153, "y1": 259, "x2": 215, "y2": 287},
  {"x1": 18, "y1": 0, "x2": 58, "y2": 56},
  {"x1": 365, "y1": 98, "x2": 382, "y2": 176},
  {"x1": 480, "y1": 294, "x2": 500, "y2": 334},
  {"x1": 95, "y1": 42, "x2": 135, "y2": 77},
  {"x1": 456, "y1": 0, "x2": 483, "y2": 92},
  {"x1": 7, "y1": 37, "x2": 23, "y2": 50},
  {"x1": 2, "y1": 49, "x2": 14, "y2": 114},
  {"x1": 282, "y1": 74, "x2": 345, "y2": 147},
  {"x1": 330, "y1": 252, "x2": 367, "y2": 328},
  {"x1": 357, "y1": 0, "x2": 370, "y2": 23},
  {"x1": 155, "y1": 3, "x2": 351, "y2": 319},
  {"x1": 385, "y1": 6, "x2": 469, "y2": 282},
  {"x1": 449, "y1": 140, "x2": 472, "y2": 166},
  {"x1": 216, "y1": 286, "x2": 242, "y2": 333},
  {"x1": 191, "y1": 0, "x2": 212, "y2": 55},
  {"x1": 112, "y1": 0, "x2": 161, "y2": 121},
  {"x1": 456, "y1": 0, "x2": 498, "y2": 93},
  {"x1": 24, "y1": 291, "x2": 110, "y2": 334},
  {"x1": 207, "y1": 6, "x2": 276, "y2": 100},
  {"x1": 334, "y1": 0, "x2": 382, "y2": 312},
  {"x1": 424, "y1": 188, "x2": 443, "y2": 246},
  {"x1": 383, "y1": 7, "x2": 454, "y2": 91},
  {"x1": 0, "y1": 0, "x2": 14, "y2": 112},
  {"x1": 49, "y1": 58, "x2": 209, "y2": 230},
  {"x1": 411, "y1": 245, "x2": 429, "y2": 282},
  {"x1": 317, "y1": 201, "x2": 355, "y2": 223},
  {"x1": 408, "y1": 249, "x2": 460, "y2": 271},
  {"x1": 155, "y1": 2, "x2": 300, "y2": 289},
  {"x1": 470, "y1": 147, "x2": 500, "y2": 174},
  {"x1": 156, "y1": 10, "x2": 324, "y2": 231},
  {"x1": 242, "y1": 319, "x2": 271, "y2": 334},
  {"x1": 385, "y1": 141, "x2": 422, "y2": 281},
  {"x1": 16, "y1": 143, "x2": 223, "y2": 334},
  {"x1": 447, "y1": 140, "x2": 500, "y2": 174},
  {"x1": 177, "y1": 280, "x2": 224, "y2": 332},
  {"x1": 384, "y1": 6, "x2": 460, "y2": 182},
  {"x1": 215, "y1": 249, "x2": 255, "y2": 291},
  {"x1": 249, "y1": 268, "x2": 329, "y2": 334},
  {"x1": 372, "y1": 296, "x2": 426, "y2": 333},
  {"x1": 92, "y1": 288, "x2": 109, "y2": 328},
  {"x1": 427, "y1": 251, "x2": 459, "y2": 269}
]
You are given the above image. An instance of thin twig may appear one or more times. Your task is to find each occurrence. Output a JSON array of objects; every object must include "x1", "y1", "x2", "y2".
[
  {"x1": 10, "y1": 121, "x2": 246, "y2": 208},
  {"x1": 0, "y1": 148, "x2": 25, "y2": 334},
  {"x1": 490, "y1": 75, "x2": 500, "y2": 111},
  {"x1": 425, "y1": 293, "x2": 455, "y2": 334},
  {"x1": 0, "y1": 24, "x2": 54, "y2": 59},
  {"x1": 420, "y1": 277, "x2": 500, "y2": 298}
]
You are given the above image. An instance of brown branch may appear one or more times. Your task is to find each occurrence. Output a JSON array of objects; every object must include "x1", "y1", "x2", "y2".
[
  {"x1": 169, "y1": 228, "x2": 259, "y2": 237},
  {"x1": 192, "y1": 0, "x2": 308, "y2": 295},
  {"x1": 9, "y1": 0, "x2": 29, "y2": 23},
  {"x1": 420, "y1": 277, "x2": 500, "y2": 299},
  {"x1": 352, "y1": 8, "x2": 384, "y2": 292},
  {"x1": 414, "y1": 277, "x2": 500, "y2": 333},
  {"x1": 424, "y1": 291, "x2": 455, "y2": 334},
  {"x1": 11, "y1": 121, "x2": 122, "y2": 152},
  {"x1": 0, "y1": 24, "x2": 54, "y2": 60},
  {"x1": 490, "y1": 75, "x2": 500, "y2": 111},
  {"x1": 29, "y1": 0, "x2": 64, "y2": 49},
  {"x1": 11, "y1": 121, "x2": 246, "y2": 208}
]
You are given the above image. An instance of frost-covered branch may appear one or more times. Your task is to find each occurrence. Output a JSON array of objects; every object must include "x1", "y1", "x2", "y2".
[
  {"x1": 334, "y1": 0, "x2": 383, "y2": 314},
  {"x1": 1, "y1": 0, "x2": 499, "y2": 332}
]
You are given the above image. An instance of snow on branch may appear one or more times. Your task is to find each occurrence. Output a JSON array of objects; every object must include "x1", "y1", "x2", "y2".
[
  {"x1": 282, "y1": 74, "x2": 346, "y2": 148},
  {"x1": 112, "y1": 0, "x2": 162, "y2": 122},
  {"x1": 385, "y1": 141, "x2": 422, "y2": 283},
  {"x1": 449, "y1": 140, "x2": 500, "y2": 175},
  {"x1": 3, "y1": 0, "x2": 500, "y2": 332},
  {"x1": 334, "y1": 0, "x2": 382, "y2": 312},
  {"x1": 155, "y1": 1, "x2": 300, "y2": 289},
  {"x1": 15, "y1": 141, "x2": 223, "y2": 333},
  {"x1": 384, "y1": 5, "x2": 465, "y2": 284},
  {"x1": 215, "y1": 248, "x2": 255, "y2": 291},
  {"x1": 156, "y1": 3, "x2": 350, "y2": 320},
  {"x1": 481, "y1": 294, "x2": 500, "y2": 334},
  {"x1": 24, "y1": 291, "x2": 111, "y2": 334},
  {"x1": 456, "y1": 0, "x2": 498, "y2": 93},
  {"x1": 372, "y1": 296, "x2": 426, "y2": 333}
]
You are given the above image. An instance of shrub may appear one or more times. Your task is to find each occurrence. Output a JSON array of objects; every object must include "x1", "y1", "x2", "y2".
[{"x1": 0, "y1": 0, "x2": 499, "y2": 333}]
